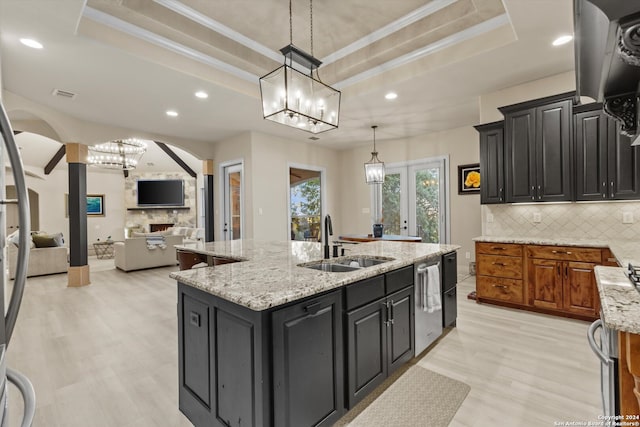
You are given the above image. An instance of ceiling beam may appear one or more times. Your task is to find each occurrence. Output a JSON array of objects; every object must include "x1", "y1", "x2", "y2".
[
  {"x1": 153, "y1": 141, "x2": 197, "y2": 178},
  {"x1": 44, "y1": 145, "x2": 66, "y2": 175}
]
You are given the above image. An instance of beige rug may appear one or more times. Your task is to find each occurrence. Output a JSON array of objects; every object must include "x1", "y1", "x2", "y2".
[{"x1": 335, "y1": 365, "x2": 470, "y2": 427}]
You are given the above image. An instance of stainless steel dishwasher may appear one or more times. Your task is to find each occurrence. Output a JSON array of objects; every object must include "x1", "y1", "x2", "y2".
[
  {"x1": 587, "y1": 317, "x2": 619, "y2": 418},
  {"x1": 414, "y1": 259, "x2": 443, "y2": 356}
]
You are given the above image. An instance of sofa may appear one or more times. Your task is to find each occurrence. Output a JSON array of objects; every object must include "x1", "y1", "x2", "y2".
[
  {"x1": 8, "y1": 244, "x2": 68, "y2": 279},
  {"x1": 114, "y1": 235, "x2": 183, "y2": 272}
]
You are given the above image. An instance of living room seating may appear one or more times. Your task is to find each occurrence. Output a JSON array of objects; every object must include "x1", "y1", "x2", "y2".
[
  {"x1": 7, "y1": 233, "x2": 68, "y2": 279},
  {"x1": 114, "y1": 235, "x2": 183, "y2": 272}
]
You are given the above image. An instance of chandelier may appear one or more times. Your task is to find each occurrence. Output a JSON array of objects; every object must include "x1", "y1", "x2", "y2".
[
  {"x1": 87, "y1": 138, "x2": 147, "y2": 170},
  {"x1": 259, "y1": 0, "x2": 340, "y2": 134},
  {"x1": 364, "y1": 125, "x2": 385, "y2": 184}
]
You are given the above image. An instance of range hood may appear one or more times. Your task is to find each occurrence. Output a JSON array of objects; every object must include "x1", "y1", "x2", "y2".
[{"x1": 574, "y1": 0, "x2": 640, "y2": 144}]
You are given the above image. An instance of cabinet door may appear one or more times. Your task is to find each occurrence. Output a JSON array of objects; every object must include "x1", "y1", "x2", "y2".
[
  {"x1": 386, "y1": 286, "x2": 414, "y2": 375},
  {"x1": 479, "y1": 124, "x2": 504, "y2": 204},
  {"x1": 575, "y1": 109, "x2": 608, "y2": 201},
  {"x1": 536, "y1": 100, "x2": 573, "y2": 202},
  {"x1": 609, "y1": 124, "x2": 640, "y2": 200},
  {"x1": 505, "y1": 108, "x2": 536, "y2": 202},
  {"x1": 345, "y1": 298, "x2": 387, "y2": 409},
  {"x1": 562, "y1": 261, "x2": 599, "y2": 318},
  {"x1": 527, "y1": 258, "x2": 562, "y2": 310},
  {"x1": 272, "y1": 291, "x2": 344, "y2": 427}
]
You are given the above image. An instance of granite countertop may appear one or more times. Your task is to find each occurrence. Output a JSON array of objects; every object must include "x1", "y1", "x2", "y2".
[
  {"x1": 171, "y1": 239, "x2": 459, "y2": 311},
  {"x1": 474, "y1": 235, "x2": 640, "y2": 333}
]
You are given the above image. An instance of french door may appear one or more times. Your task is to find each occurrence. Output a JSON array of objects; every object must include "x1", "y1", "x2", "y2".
[
  {"x1": 379, "y1": 158, "x2": 448, "y2": 243},
  {"x1": 222, "y1": 162, "x2": 243, "y2": 240}
]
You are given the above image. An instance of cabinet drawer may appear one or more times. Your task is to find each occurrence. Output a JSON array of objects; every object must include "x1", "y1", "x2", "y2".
[
  {"x1": 601, "y1": 248, "x2": 620, "y2": 267},
  {"x1": 476, "y1": 254, "x2": 522, "y2": 279},
  {"x1": 345, "y1": 275, "x2": 385, "y2": 311},
  {"x1": 476, "y1": 242, "x2": 523, "y2": 257},
  {"x1": 385, "y1": 265, "x2": 414, "y2": 295},
  {"x1": 477, "y1": 276, "x2": 523, "y2": 304},
  {"x1": 526, "y1": 245, "x2": 602, "y2": 263}
]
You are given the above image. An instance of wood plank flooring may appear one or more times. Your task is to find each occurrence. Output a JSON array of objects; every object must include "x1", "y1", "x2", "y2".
[{"x1": 5, "y1": 262, "x2": 601, "y2": 426}]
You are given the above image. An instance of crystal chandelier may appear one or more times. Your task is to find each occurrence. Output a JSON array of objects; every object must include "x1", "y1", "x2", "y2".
[
  {"x1": 364, "y1": 126, "x2": 385, "y2": 184},
  {"x1": 87, "y1": 138, "x2": 147, "y2": 170},
  {"x1": 259, "y1": 0, "x2": 340, "y2": 134}
]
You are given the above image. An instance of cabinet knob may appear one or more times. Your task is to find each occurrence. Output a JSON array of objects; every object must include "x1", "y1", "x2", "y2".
[
  {"x1": 492, "y1": 262, "x2": 506, "y2": 266},
  {"x1": 492, "y1": 284, "x2": 507, "y2": 289}
]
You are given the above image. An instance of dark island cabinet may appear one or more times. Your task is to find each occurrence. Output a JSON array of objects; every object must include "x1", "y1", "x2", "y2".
[
  {"x1": 272, "y1": 291, "x2": 344, "y2": 427},
  {"x1": 501, "y1": 93, "x2": 574, "y2": 203},
  {"x1": 475, "y1": 121, "x2": 504, "y2": 204},
  {"x1": 344, "y1": 266, "x2": 414, "y2": 409},
  {"x1": 575, "y1": 104, "x2": 640, "y2": 200}
]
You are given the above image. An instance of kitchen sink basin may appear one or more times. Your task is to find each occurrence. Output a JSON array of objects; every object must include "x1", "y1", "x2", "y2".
[{"x1": 299, "y1": 255, "x2": 395, "y2": 272}]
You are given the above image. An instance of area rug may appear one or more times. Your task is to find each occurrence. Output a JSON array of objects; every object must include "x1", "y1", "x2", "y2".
[{"x1": 335, "y1": 365, "x2": 470, "y2": 427}]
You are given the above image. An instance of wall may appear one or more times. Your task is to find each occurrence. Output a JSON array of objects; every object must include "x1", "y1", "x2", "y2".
[
  {"x1": 124, "y1": 171, "x2": 197, "y2": 232},
  {"x1": 339, "y1": 125, "x2": 481, "y2": 269},
  {"x1": 250, "y1": 132, "x2": 342, "y2": 241}
]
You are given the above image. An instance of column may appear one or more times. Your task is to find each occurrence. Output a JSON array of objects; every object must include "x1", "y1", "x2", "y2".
[
  {"x1": 203, "y1": 159, "x2": 214, "y2": 242},
  {"x1": 66, "y1": 143, "x2": 90, "y2": 287}
]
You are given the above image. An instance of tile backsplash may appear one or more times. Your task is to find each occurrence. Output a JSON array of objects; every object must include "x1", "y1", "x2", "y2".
[{"x1": 482, "y1": 201, "x2": 640, "y2": 241}]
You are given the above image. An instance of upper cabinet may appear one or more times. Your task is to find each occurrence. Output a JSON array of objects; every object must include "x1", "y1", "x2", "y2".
[
  {"x1": 499, "y1": 92, "x2": 575, "y2": 203},
  {"x1": 475, "y1": 121, "x2": 504, "y2": 204},
  {"x1": 574, "y1": 104, "x2": 640, "y2": 201}
]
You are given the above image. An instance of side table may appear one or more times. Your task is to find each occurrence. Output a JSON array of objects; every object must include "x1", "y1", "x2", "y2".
[{"x1": 93, "y1": 241, "x2": 115, "y2": 259}]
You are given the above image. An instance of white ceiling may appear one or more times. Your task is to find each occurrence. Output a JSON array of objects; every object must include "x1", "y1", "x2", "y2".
[{"x1": 0, "y1": 0, "x2": 576, "y2": 161}]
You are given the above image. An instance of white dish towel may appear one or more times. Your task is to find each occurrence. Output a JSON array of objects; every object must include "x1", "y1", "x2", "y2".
[{"x1": 425, "y1": 264, "x2": 442, "y2": 313}]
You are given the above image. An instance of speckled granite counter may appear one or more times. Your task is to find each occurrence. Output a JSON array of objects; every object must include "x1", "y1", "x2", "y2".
[
  {"x1": 171, "y1": 239, "x2": 459, "y2": 311},
  {"x1": 474, "y1": 235, "x2": 640, "y2": 333}
]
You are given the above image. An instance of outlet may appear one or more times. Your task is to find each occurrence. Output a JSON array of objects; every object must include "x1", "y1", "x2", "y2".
[
  {"x1": 533, "y1": 212, "x2": 542, "y2": 223},
  {"x1": 362, "y1": 207, "x2": 370, "y2": 214},
  {"x1": 465, "y1": 251, "x2": 471, "y2": 260},
  {"x1": 623, "y1": 212, "x2": 634, "y2": 224},
  {"x1": 486, "y1": 213, "x2": 494, "y2": 223}
]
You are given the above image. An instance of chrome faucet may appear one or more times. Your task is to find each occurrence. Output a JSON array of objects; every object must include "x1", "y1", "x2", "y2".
[{"x1": 324, "y1": 214, "x2": 333, "y2": 259}]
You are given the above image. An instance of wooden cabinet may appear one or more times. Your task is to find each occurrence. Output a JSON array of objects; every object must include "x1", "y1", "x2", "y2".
[
  {"x1": 619, "y1": 331, "x2": 640, "y2": 418},
  {"x1": 575, "y1": 104, "x2": 640, "y2": 201},
  {"x1": 273, "y1": 291, "x2": 344, "y2": 427},
  {"x1": 475, "y1": 242, "x2": 604, "y2": 320},
  {"x1": 501, "y1": 93, "x2": 574, "y2": 203},
  {"x1": 344, "y1": 268, "x2": 414, "y2": 409},
  {"x1": 475, "y1": 243, "x2": 524, "y2": 305},
  {"x1": 475, "y1": 121, "x2": 504, "y2": 204}
]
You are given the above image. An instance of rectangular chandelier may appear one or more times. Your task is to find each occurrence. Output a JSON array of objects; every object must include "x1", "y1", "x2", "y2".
[{"x1": 260, "y1": 45, "x2": 341, "y2": 134}]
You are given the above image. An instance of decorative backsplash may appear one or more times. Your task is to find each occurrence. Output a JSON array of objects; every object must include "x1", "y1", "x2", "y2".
[
  {"x1": 482, "y1": 201, "x2": 640, "y2": 241},
  {"x1": 124, "y1": 172, "x2": 197, "y2": 232}
]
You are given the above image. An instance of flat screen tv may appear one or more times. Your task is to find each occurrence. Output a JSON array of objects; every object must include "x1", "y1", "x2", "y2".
[{"x1": 137, "y1": 179, "x2": 184, "y2": 206}]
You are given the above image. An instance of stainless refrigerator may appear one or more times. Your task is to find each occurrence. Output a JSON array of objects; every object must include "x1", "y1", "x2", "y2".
[{"x1": 0, "y1": 99, "x2": 36, "y2": 426}]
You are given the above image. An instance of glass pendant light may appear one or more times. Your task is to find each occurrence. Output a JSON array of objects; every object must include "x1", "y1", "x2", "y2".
[{"x1": 364, "y1": 125, "x2": 385, "y2": 184}]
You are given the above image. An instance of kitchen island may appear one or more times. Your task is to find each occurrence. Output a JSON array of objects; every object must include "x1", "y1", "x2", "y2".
[{"x1": 171, "y1": 239, "x2": 459, "y2": 427}]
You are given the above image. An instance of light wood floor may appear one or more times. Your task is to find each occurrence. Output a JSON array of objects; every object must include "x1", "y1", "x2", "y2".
[{"x1": 5, "y1": 262, "x2": 600, "y2": 426}]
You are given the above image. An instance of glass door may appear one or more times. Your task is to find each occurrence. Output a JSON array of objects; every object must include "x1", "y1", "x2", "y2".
[
  {"x1": 223, "y1": 163, "x2": 243, "y2": 240},
  {"x1": 379, "y1": 159, "x2": 447, "y2": 243}
]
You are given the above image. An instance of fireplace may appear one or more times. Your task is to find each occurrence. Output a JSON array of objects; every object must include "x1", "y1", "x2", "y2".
[{"x1": 150, "y1": 223, "x2": 174, "y2": 232}]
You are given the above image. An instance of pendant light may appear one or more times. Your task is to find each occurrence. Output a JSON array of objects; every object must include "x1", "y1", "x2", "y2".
[
  {"x1": 259, "y1": 0, "x2": 341, "y2": 134},
  {"x1": 87, "y1": 138, "x2": 147, "y2": 170},
  {"x1": 364, "y1": 125, "x2": 385, "y2": 184}
]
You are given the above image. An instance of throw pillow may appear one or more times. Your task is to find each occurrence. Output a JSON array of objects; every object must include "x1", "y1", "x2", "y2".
[
  {"x1": 32, "y1": 233, "x2": 64, "y2": 248},
  {"x1": 6, "y1": 230, "x2": 36, "y2": 248}
]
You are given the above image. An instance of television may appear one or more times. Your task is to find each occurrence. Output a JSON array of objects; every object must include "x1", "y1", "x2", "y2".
[{"x1": 137, "y1": 179, "x2": 184, "y2": 206}]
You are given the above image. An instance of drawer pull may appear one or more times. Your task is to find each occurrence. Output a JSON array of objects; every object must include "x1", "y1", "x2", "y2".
[
  {"x1": 492, "y1": 284, "x2": 508, "y2": 289},
  {"x1": 551, "y1": 250, "x2": 572, "y2": 255},
  {"x1": 491, "y1": 246, "x2": 506, "y2": 250},
  {"x1": 492, "y1": 262, "x2": 506, "y2": 266}
]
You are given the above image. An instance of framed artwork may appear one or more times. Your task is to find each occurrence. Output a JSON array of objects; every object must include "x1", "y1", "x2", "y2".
[
  {"x1": 458, "y1": 163, "x2": 480, "y2": 194},
  {"x1": 65, "y1": 194, "x2": 105, "y2": 216}
]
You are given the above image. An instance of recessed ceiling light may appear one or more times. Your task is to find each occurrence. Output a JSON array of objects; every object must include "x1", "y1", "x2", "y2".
[
  {"x1": 552, "y1": 35, "x2": 573, "y2": 46},
  {"x1": 385, "y1": 92, "x2": 398, "y2": 100},
  {"x1": 166, "y1": 110, "x2": 178, "y2": 117},
  {"x1": 20, "y1": 38, "x2": 43, "y2": 49},
  {"x1": 195, "y1": 91, "x2": 208, "y2": 99}
]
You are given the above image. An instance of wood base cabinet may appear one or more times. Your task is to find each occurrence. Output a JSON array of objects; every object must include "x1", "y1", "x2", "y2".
[{"x1": 619, "y1": 331, "x2": 640, "y2": 418}]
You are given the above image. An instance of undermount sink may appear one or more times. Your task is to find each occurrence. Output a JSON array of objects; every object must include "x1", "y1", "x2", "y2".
[{"x1": 299, "y1": 255, "x2": 395, "y2": 273}]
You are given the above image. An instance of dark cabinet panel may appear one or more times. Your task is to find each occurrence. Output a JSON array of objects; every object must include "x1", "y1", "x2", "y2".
[
  {"x1": 536, "y1": 100, "x2": 572, "y2": 201},
  {"x1": 442, "y1": 252, "x2": 457, "y2": 292},
  {"x1": 609, "y1": 130, "x2": 640, "y2": 199},
  {"x1": 345, "y1": 298, "x2": 387, "y2": 408},
  {"x1": 476, "y1": 121, "x2": 504, "y2": 204},
  {"x1": 575, "y1": 108, "x2": 609, "y2": 200},
  {"x1": 442, "y1": 251, "x2": 457, "y2": 327},
  {"x1": 505, "y1": 108, "x2": 536, "y2": 202},
  {"x1": 443, "y1": 287, "x2": 457, "y2": 328},
  {"x1": 387, "y1": 286, "x2": 414, "y2": 375},
  {"x1": 273, "y1": 291, "x2": 344, "y2": 427}
]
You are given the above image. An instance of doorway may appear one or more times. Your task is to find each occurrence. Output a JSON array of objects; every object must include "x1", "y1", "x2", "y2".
[
  {"x1": 221, "y1": 161, "x2": 243, "y2": 240},
  {"x1": 5, "y1": 186, "x2": 39, "y2": 234},
  {"x1": 375, "y1": 157, "x2": 449, "y2": 243},
  {"x1": 288, "y1": 165, "x2": 325, "y2": 241}
]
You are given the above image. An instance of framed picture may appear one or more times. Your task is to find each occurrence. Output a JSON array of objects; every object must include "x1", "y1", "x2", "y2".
[
  {"x1": 65, "y1": 194, "x2": 105, "y2": 216},
  {"x1": 87, "y1": 194, "x2": 105, "y2": 216},
  {"x1": 458, "y1": 163, "x2": 480, "y2": 194}
]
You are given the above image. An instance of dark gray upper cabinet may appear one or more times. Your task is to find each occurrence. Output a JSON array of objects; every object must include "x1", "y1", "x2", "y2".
[
  {"x1": 500, "y1": 92, "x2": 575, "y2": 203},
  {"x1": 575, "y1": 104, "x2": 640, "y2": 200},
  {"x1": 475, "y1": 121, "x2": 504, "y2": 204}
]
